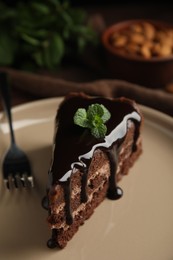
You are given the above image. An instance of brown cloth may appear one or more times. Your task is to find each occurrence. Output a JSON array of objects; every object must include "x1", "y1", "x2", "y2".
[{"x1": 1, "y1": 67, "x2": 173, "y2": 117}]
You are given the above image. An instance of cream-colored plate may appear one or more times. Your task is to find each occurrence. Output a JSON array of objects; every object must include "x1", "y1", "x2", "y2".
[{"x1": 0, "y1": 98, "x2": 172, "y2": 260}]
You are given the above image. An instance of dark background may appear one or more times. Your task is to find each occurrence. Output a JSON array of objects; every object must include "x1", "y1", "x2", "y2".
[{"x1": 2, "y1": 1, "x2": 173, "y2": 24}]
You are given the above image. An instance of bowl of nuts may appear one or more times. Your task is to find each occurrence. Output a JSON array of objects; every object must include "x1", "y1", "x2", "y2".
[{"x1": 102, "y1": 19, "x2": 173, "y2": 88}]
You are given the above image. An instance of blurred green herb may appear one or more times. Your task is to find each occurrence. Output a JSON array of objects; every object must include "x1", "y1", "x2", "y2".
[{"x1": 0, "y1": 0, "x2": 98, "y2": 70}]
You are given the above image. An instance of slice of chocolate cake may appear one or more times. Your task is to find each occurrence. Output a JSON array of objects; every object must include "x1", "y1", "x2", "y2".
[{"x1": 43, "y1": 92, "x2": 142, "y2": 249}]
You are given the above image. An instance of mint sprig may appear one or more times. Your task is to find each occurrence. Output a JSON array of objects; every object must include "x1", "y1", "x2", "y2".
[
  {"x1": 0, "y1": 1, "x2": 98, "y2": 70},
  {"x1": 73, "y1": 103, "x2": 111, "y2": 139}
]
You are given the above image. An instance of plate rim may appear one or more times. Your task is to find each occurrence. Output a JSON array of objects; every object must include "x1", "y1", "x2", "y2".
[
  {"x1": 8, "y1": 97, "x2": 173, "y2": 128},
  {"x1": 2, "y1": 97, "x2": 171, "y2": 120}
]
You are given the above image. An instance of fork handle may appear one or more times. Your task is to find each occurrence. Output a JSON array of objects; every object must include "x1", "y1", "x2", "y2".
[{"x1": 0, "y1": 72, "x2": 16, "y2": 145}]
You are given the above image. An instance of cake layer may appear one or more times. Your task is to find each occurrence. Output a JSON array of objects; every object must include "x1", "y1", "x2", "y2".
[
  {"x1": 48, "y1": 150, "x2": 110, "y2": 228},
  {"x1": 48, "y1": 180, "x2": 109, "y2": 248}
]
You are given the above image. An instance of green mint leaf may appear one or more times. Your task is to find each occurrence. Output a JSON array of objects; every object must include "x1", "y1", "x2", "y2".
[
  {"x1": 31, "y1": 3, "x2": 50, "y2": 15},
  {"x1": 49, "y1": 33, "x2": 65, "y2": 65},
  {"x1": 91, "y1": 124, "x2": 107, "y2": 139},
  {"x1": 91, "y1": 114, "x2": 103, "y2": 128},
  {"x1": 73, "y1": 108, "x2": 89, "y2": 128},
  {"x1": 100, "y1": 104, "x2": 111, "y2": 123},
  {"x1": 21, "y1": 33, "x2": 40, "y2": 46},
  {"x1": 87, "y1": 104, "x2": 104, "y2": 121},
  {"x1": 73, "y1": 103, "x2": 111, "y2": 139},
  {"x1": 87, "y1": 103, "x2": 111, "y2": 124}
]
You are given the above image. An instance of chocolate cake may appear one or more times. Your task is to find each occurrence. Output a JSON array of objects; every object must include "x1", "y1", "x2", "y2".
[{"x1": 43, "y1": 92, "x2": 142, "y2": 249}]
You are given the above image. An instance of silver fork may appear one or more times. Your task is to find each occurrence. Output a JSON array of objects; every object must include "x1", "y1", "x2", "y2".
[{"x1": 0, "y1": 72, "x2": 34, "y2": 189}]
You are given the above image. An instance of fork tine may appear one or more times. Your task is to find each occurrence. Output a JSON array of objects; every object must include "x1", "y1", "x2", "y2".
[
  {"x1": 23, "y1": 174, "x2": 30, "y2": 188},
  {"x1": 3, "y1": 179, "x2": 9, "y2": 189},
  {"x1": 22, "y1": 173, "x2": 34, "y2": 188},
  {"x1": 28, "y1": 176, "x2": 34, "y2": 188},
  {"x1": 15, "y1": 174, "x2": 23, "y2": 189},
  {"x1": 5, "y1": 174, "x2": 15, "y2": 190}
]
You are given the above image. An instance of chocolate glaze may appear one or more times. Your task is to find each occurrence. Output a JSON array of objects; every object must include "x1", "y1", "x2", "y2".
[
  {"x1": 106, "y1": 145, "x2": 123, "y2": 200},
  {"x1": 47, "y1": 229, "x2": 58, "y2": 248},
  {"x1": 48, "y1": 94, "x2": 141, "y2": 229}
]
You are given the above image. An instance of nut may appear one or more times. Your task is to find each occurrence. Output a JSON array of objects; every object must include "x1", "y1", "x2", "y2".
[
  {"x1": 130, "y1": 23, "x2": 143, "y2": 33},
  {"x1": 126, "y1": 43, "x2": 140, "y2": 54},
  {"x1": 140, "y1": 44, "x2": 151, "y2": 58},
  {"x1": 111, "y1": 34, "x2": 127, "y2": 47},
  {"x1": 143, "y1": 22, "x2": 155, "y2": 40},
  {"x1": 151, "y1": 43, "x2": 162, "y2": 56},
  {"x1": 130, "y1": 33, "x2": 144, "y2": 44},
  {"x1": 109, "y1": 21, "x2": 173, "y2": 58},
  {"x1": 159, "y1": 44, "x2": 172, "y2": 56}
]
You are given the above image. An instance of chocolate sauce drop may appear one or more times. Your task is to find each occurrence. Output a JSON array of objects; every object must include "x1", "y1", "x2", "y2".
[
  {"x1": 41, "y1": 195, "x2": 49, "y2": 210},
  {"x1": 47, "y1": 238, "x2": 57, "y2": 249},
  {"x1": 47, "y1": 229, "x2": 58, "y2": 248},
  {"x1": 107, "y1": 186, "x2": 123, "y2": 200}
]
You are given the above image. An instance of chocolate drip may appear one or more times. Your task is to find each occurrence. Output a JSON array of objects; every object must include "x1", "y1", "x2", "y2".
[
  {"x1": 41, "y1": 195, "x2": 49, "y2": 210},
  {"x1": 74, "y1": 163, "x2": 90, "y2": 203},
  {"x1": 81, "y1": 167, "x2": 88, "y2": 203},
  {"x1": 106, "y1": 145, "x2": 123, "y2": 200},
  {"x1": 47, "y1": 229, "x2": 58, "y2": 248},
  {"x1": 62, "y1": 181, "x2": 73, "y2": 225}
]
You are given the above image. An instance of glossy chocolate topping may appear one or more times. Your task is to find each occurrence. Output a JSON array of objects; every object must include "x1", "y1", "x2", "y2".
[{"x1": 48, "y1": 93, "x2": 141, "y2": 226}]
